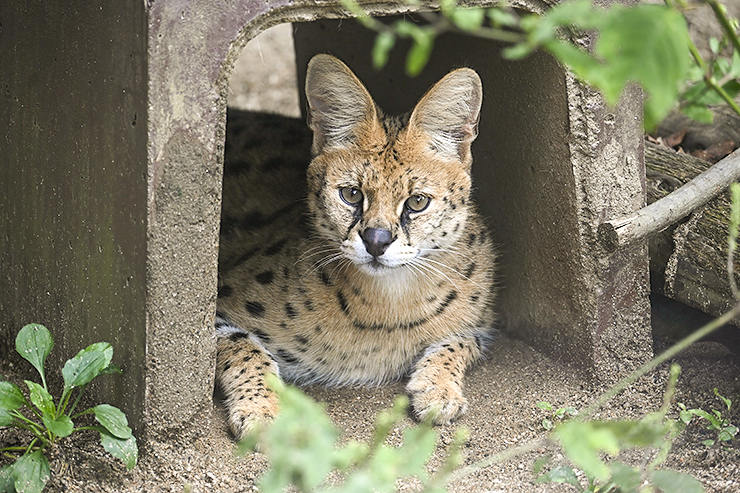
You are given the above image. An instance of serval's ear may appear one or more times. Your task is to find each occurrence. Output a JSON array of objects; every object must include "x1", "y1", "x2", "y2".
[
  {"x1": 408, "y1": 68, "x2": 482, "y2": 166},
  {"x1": 305, "y1": 54, "x2": 380, "y2": 155}
]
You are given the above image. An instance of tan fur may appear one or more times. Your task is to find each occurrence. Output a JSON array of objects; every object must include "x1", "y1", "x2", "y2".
[{"x1": 216, "y1": 55, "x2": 496, "y2": 440}]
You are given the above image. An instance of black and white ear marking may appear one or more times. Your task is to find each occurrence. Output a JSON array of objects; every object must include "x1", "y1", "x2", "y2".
[
  {"x1": 305, "y1": 54, "x2": 379, "y2": 155},
  {"x1": 408, "y1": 68, "x2": 483, "y2": 165}
]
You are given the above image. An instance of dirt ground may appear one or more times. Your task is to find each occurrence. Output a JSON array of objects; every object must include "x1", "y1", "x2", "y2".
[{"x1": 3, "y1": 21, "x2": 740, "y2": 493}]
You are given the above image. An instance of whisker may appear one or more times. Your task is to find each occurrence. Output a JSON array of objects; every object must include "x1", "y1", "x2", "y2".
[{"x1": 409, "y1": 258, "x2": 463, "y2": 293}]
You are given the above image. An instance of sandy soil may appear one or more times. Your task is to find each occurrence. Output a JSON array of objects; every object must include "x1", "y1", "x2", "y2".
[
  {"x1": 3, "y1": 22, "x2": 740, "y2": 493},
  {"x1": 2, "y1": 327, "x2": 739, "y2": 492}
]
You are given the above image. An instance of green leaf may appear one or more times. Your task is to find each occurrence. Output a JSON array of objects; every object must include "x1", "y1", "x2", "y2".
[
  {"x1": 502, "y1": 42, "x2": 535, "y2": 60},
  {"x1": 650, "y1": 469, "x2": 703, "y2": 493},
  {"x1": 15, "y1": 324, "x2": 53, "y2": 386},
  {"x1": 609, "y1": 462, "x2": 641, "y2": 492},
  {"x1": 535, "y1": 2, "x2": 691, "y2": 130},
  {"x1": 536, "y1": 401, "x2": 553, "y2": 411},
  {"x1": 24, "y1": 381, "x2": 54, "y2": 417},
  {"x1": 535, "y1": 465, "x2": 580, "y2": 487},
  {"x1": 405, "y1": 28, "x2": 435, "y2": 76},
  {"x1": 42, "y1": 413, "x2": 74, "y2": 438},
  {"x1": 0, "y1": 381, "x2": 26, "y2": 412},
  {"x1": 556, "y1": 421, "x2": 620, "y2": 482},
  {"x1": 487, "y1": 8, "x2": 518, "y2": 28},
  {"x1": 92, "y1": 404, "x2": 132, "y2": 439},
  {"x1": 0, "y1": 464, "x2": 15, "y2": 493},
  {"x1": 372, "y1": 31, "x2": 396, "y2": 70},
  {"x1": 729, "y1": 49, "x2": 740, "y2": 78},
  {"x1": 96, "y1": 363, "x2": 123, "y2": 377},
  {"x1": 11, "y1": 451, "x2": 50, "y2": 493},
  {"x1": 252, "y1": 380, "x2": 341, "y2": 492},
  {"x1": 714, "y1": 388, "x2": 732, "y2": 410},
  {"x1": 680, "y1": 103, "x2": 715, "y2": 124},
  {"x1": 690, "y1": 409, "x2": 721, "y2": 429},
  {"x1": 532, "y1": 456, "x2": 550, "y2": 475},
  {"x1": 591, "y1": 4, "x2": 690, "y2": 129},
  {"x1": 679, "y1": 409, "x2": 695, "y2": 424},
  {"x1": 709, "y1": 37, "x2": 720, "y2": 55},
  {"x1": 718, "y1": 425, "x2": 738, "y2": 442},
  {"x1": 0, "y1": 409, "x2": 17, "y2": 427},
  {"x1": 98, "y1": 428, "x2": 138, "y2": 471},
  {"x1": 450, "y1": 8, "x2": 486, "y2": 32},
  {"x1": 62, "y1": 342, "x2": 113, "y2": 388}
]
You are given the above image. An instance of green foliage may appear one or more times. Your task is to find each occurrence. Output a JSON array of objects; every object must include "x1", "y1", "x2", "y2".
[
  {"x1": 678, "y1": 388, "x2": 739, "y2": 447},
  {"x1": 344, "y1": 0, "x2": 740, "y2": 131},
  {"x1": 524, "y1": 1, "x2": 691, "y2": 130},
  {"x1": 535, "y1": 364, "x2": 704, "y2": 493},
  {"x1": 536, "y1": 401, "x2": 578, "y2": 431},
  {"x1": 240, "y1": 376, "x2": 465, "y2": 493},
  {"x1": 680, "y1": 0, "x2": 740, "y2": 121},
  {"x1": 0, "y1": 324, "x2": 137, "y2": 493}
]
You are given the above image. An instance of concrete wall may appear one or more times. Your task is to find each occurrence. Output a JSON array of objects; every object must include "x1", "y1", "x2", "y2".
[
  {"x1": 1, "y1": 0, "x2": 651, "y2": 441},
  {"x1": 1, "y1": 1, "x2": 148, "y2": 428}
]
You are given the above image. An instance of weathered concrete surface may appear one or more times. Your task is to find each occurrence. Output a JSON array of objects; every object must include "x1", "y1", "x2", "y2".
[
  {"x1": 1, "y1": 0, "x2": 651, "y2": 443},
  {"x1": 0, "y1": 1, "x2": 148, "y2": 428}
]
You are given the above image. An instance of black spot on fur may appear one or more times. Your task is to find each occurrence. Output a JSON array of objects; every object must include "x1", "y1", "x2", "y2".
[
  {"x1": 304, "y1": 299, "x2": 316, "y2": 311},
  {"x1": 245, "y1": 301, "x2": 266, "y2": 317},
  {"x1": 285, "y1": 303, "x2": 298, "y2": 319},
  {"x1": 231, "y1": 247, "x2": 260, "y2": 268},
  {"x1": 277, "y1": 349, "x2": 299, "y2": 364},
  {"x1": 435, "y1": 290, "x2": 458, "y2": 316},
  {"x1": 228, "y1": 332, "x2": 249, "y2": 342},
  {"x1": 353, "y1": 317, "x2": 428, "y2": 331},
  {"x1": 252, "y1": 329, "x2": 271, "y2": 343},
  {"x1": 337, "y1": 291, "x2": 349, "y2": 315},
  {"x1": 295, "y1": 335, "x2": 309, "y2": 346},
  {"x1": 255, "y1": 271, "x2": 274, "y2": 284},
  {"x1": 464, "y1": 262, "x2": 477, "y2": 278},
  {"x1": 264, "y1": 238, "x2": 288, "y2": 256}
]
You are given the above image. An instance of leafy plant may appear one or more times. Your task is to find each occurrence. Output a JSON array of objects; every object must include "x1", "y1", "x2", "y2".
[
  {"x1": 677, "y1": 0, "x2": 740, "y2": 122},
  {"x1": 0, "y1": 324, "x2": 137, "y2": 493},
  {"x1": 342, "y1": 0, "x2": 740, "y2": 130},
  {"x1": 536, "y1": 401, "x2": 578, "y2": 431},
  {"x1": 240, "y1": 376, "x2": 466, "y2": 493},
  {"x1": 535, "y1": 364, "x2": 703, "y2": 493},
  {"x1": 678, "y1": 388, "x2": 739, "y2": 447}
]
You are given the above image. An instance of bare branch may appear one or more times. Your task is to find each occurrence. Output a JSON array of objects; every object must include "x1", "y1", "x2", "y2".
[{"x1": 598, "y1": 147, "x2": 740, "y2": 252}]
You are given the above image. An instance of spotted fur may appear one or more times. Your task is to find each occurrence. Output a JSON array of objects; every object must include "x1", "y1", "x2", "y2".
[{"x1": 216, "y1": 55, "x2": 496, "y2": 439}]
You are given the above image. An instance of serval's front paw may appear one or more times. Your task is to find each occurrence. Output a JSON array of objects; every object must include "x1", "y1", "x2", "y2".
[
  {"x1": 406, "y1": 366, "x2": 468, "y2": 424},
  {"x1": 227, "y1": 389, "x2": 279, "y2": 441}
]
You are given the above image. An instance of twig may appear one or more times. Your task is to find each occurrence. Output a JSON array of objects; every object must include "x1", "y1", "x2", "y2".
[
  {"x1": 598, "y1": 147, "x2": 740, "y2": 252},
  {"x1": 706, "y1": 0, "x2": 740, "y2": 57},
  {"x1": 445, "y1": 437, "x2": 550, "y2": 484}
]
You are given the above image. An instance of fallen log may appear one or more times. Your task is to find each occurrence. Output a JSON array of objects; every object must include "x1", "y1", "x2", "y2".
[{"x1": 643, "y1": 140, "x2": 740, "y2": 325}]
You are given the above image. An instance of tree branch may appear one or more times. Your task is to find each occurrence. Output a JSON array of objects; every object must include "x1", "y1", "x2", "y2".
[{"x1": 598, "y1": 147, "x2": 740, "y2": 252}]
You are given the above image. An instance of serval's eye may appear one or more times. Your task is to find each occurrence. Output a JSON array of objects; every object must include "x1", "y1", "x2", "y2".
[
  {"x1": 339, "y1": 187, "x2": 363, "y2": 206},
  {"x1": 405, "y1": 195, "x2": 430, "y2": 213}
]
